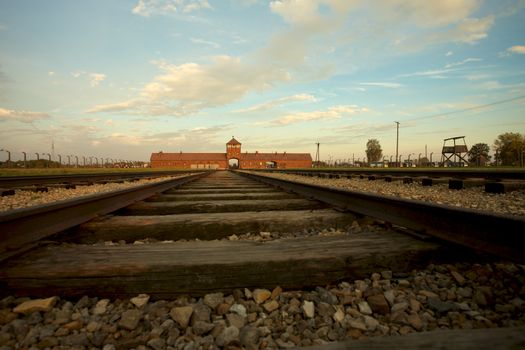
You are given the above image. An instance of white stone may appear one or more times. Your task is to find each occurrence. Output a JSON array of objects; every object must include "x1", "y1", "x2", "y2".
[
  {"x1": 170, "y1": 306, "x2": 193, "y2": 329},
  {"x1": 131, "y1": 294, "x2": 150, "y2": 308},
  {"x1": 357, "y1": 301, "x2": 372, "y2": 315},
  {"x1": 93, "y1": 299, "x2": 110, "y2": 315},
  {"x1": 303, "y1": 301, "x2": 315, "y2": 318},
  {"x1": 333, "y1": 307, "x2": 345, "y2": 323},
  {"x1": 230, "y1": 303, "x2": 247, "y2": 318},
  {"x1": 13, "y1": 297, "x2": 57, "y2": 314}
]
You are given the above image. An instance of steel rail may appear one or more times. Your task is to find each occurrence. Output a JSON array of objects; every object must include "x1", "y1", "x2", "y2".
[
  {"x1": 0, "y1": 170, "x2": 208, "y2": 188},
  {"x1": 238, "y1": 171, "x2": 525, "y2": 263},
  {"x1": 0, "y1": 171, "x2": 210, "y2": 262},
  {"x1": 256, "y1": 168, "x2": 525, "y2": 180}
]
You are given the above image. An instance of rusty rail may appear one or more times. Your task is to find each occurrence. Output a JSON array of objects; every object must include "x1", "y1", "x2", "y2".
[
  {"x1": 0, "y1": 172, "x2": 210, "y2": 262},
  {"x1": 239, "y1": 171, "x2": 525, "y2": 263},
  {"x1": 256, "y1": 168, "x2": 525, "y2": 180},
  {"x1": 0, "y1": 170, "x2": 208, "y2": 188}
]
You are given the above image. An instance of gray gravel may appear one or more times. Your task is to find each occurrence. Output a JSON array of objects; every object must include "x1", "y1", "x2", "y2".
[
  {"x1": 251, "y1": 172, "x2": 525, "y2": 217},
  {"x1": 0, "y1": 176, "x2": 185, "y2": 212},
  {"x1": 1, "y1": 262, "x2": 524, "y2": 349}
]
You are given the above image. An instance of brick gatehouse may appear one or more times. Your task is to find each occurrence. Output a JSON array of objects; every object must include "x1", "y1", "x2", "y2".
[{"x1": 150, "y1": 137, "x2": 312, "y2": 169}]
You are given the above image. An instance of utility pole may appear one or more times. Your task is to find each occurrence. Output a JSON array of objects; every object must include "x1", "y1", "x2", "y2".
[
  {"x1": 314, "y1": 142, "x2": 320, "y2": 167},
  {"x1": 395, "y1": 121, "x2": 400, "y2": 167}
]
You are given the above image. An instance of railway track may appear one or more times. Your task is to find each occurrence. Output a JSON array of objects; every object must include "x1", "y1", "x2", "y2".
[
  {"x1": 0, "y1": 170, "x2": 201, "y2": 194},
  {"x1": 0, "y1": 170, "x2": 524, "y2": 349},
  {"x1": 3, "y1": 169, "x2": 515, "y2": 298},
  {"x1": 258, "y1": 168, "x2": 525, "y2": 194}
]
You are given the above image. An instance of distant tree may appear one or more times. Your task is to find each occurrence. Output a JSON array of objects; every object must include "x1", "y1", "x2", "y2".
[
  {"x1": 493, "y1": 133, "x2": 524, "y2": 166},
  {"x1": 469, "y1": 143, "x2": 491, "y2": 166},
  {"x1": 365, "y1": 139, "x2": 382, "y2": 163}
]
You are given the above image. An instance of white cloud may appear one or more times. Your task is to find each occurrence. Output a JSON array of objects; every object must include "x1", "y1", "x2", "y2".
[
  {"x1": 90, "y1": 73, "x2": 106, "y2": 87},
  {"x1": 235, "y1": 94, "x2": 317, "y2": 113},
  {"x1": 400, "y1": 57, "x2": 484, "y2": 80},
  {"x1": 90, "y1": 56, "x2": 290, "y2": 116},
  {"x1": 132, "y1": 0, "x2": 212, "y2": 17},
  {"x1": 48, "y1": 71, "x2": 55, "y2": 76},
  {"x1": 141, "y1": 56, "x2": 289, "y2": 112},
  {"x1": 507, "y1": 45, "x2": 525, "y2": 54},
  {"x1": 183, "y1": 0, "x2": 212, "y2": 13},
  {"x1": 446, "y1": 51, "x2": 453, "y2": 56},
  {"x1": 359, "y1": 82, "x2": 403, "y2": 89},
  {"x1": 444, "y1": 57, "x2": 482, "y2": 69},
  {"x1": 451, "y1": 16, "x2": 494, "y2": 44},
  {"x1": 270, "y1": 1, "x2": 324, "y2": 25},
  {"x1": 190, "y1": 37, "x2": 220, "y2": 48},
  {"x1": 98, "y1": 0, "x2": 495, "y2": 117},
  {"x1": 267, "y1": 105, "x2": 367, "y2": 126},
  {"x1": 70, "y1": 71, "x2": 106, "y2": 87},
  {"x1": 478, "y1": 80, "x2": 504, "y2": 90},
  {"x1": 465, "y1": 73, "x2": 491, "y2": 81},
  {"x1": 379, "y1": 0, "x2": 480, "y2": 27},
  {"x1": 398, "y1": 68, "x2": 456, "y2": 78},
  {"x1": 235, "y1": 0, "x2": 260, "y2": 6},
  {"x1": 396, "y1": 15, "x2": 494, "y2": 51},
  {"x1": 71, "y1": 71, "x2": 85, "y2": 78},
  {"x1": 0, "y1": 108, "x2": 52, "y2": 123},
  {"x1": 87, "y1": 100, "x2": 139, "y2": 113}
]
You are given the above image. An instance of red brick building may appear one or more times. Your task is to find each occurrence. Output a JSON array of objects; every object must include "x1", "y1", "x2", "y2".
[{"x1": 150, "y1": 137, "x2": 312, "y2": 169}]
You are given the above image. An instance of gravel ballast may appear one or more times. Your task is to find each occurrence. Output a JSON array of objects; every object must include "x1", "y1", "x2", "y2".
[
  {"x1": 0, "y1": 176, "x2": 187, "y2": 212},
  {"x1": 1, "y1": 262, "x2": 524, "y2": 349},
  {"x1": 246, "y1": 172, "x2": 525, "y2": 217}
]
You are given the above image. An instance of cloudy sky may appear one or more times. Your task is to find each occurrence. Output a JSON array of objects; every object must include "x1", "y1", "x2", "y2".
[{"x1": 1, "y1": 0, "x2": 524, "y2": 163}]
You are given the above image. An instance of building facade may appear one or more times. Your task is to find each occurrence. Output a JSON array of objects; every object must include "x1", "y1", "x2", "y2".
[{"x1": 150, "y1": 137, "x2": 312, "y2": 169}]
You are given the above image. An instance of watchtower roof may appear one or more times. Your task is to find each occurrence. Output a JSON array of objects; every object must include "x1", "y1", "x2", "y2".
[{"x1": 227, "y1": 137, "x2": 241, "y2": 146}]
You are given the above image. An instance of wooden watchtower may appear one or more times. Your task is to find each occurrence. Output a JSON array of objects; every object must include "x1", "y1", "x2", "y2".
[{"x1": 441, "y1": 136, "x2": 469, "y2": 167}]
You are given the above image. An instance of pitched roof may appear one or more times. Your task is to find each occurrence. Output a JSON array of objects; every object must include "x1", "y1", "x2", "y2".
[
  {"x1": 227, "y1": 137, "x2": 241, "y2": 146},
  {"x1": 241, "y1": 152, "x2": 312, "y2": 161},
  {"x1": 151, "y1": 152, "x2": 227, "y2": 161}
]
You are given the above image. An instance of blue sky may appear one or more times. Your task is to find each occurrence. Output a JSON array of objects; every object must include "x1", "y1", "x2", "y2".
[{"x1": 1, "y1": 0, "x2": 524, "y2": 163}]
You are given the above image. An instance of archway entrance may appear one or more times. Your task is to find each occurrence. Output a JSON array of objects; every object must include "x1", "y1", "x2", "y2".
[
  {"x1": 228, "y1": 158, "x2": 239, "y2": 169},
  {"x1": 265, "y1": 161, "x2": 277, "y2": 168}
]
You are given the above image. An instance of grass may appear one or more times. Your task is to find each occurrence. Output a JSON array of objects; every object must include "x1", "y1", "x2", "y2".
[{"x1": 0, "y1": 167, "x2": 190, "y2": 177}]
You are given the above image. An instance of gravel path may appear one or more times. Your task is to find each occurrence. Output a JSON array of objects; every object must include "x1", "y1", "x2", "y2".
[
  {"x1": 1, "y1": 261, "x2": 523, "y2": 349},
  {"x1": 248, "y1": 172, "x2": 525, "y2": 217},
  {"x1": 0, "y1": 176, "x2": 186, "y2": 212}
]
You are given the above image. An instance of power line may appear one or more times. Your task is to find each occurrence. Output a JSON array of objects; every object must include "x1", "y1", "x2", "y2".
[{"x1": 403, "y1": 94, "x2": 525, "y2": 122}]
